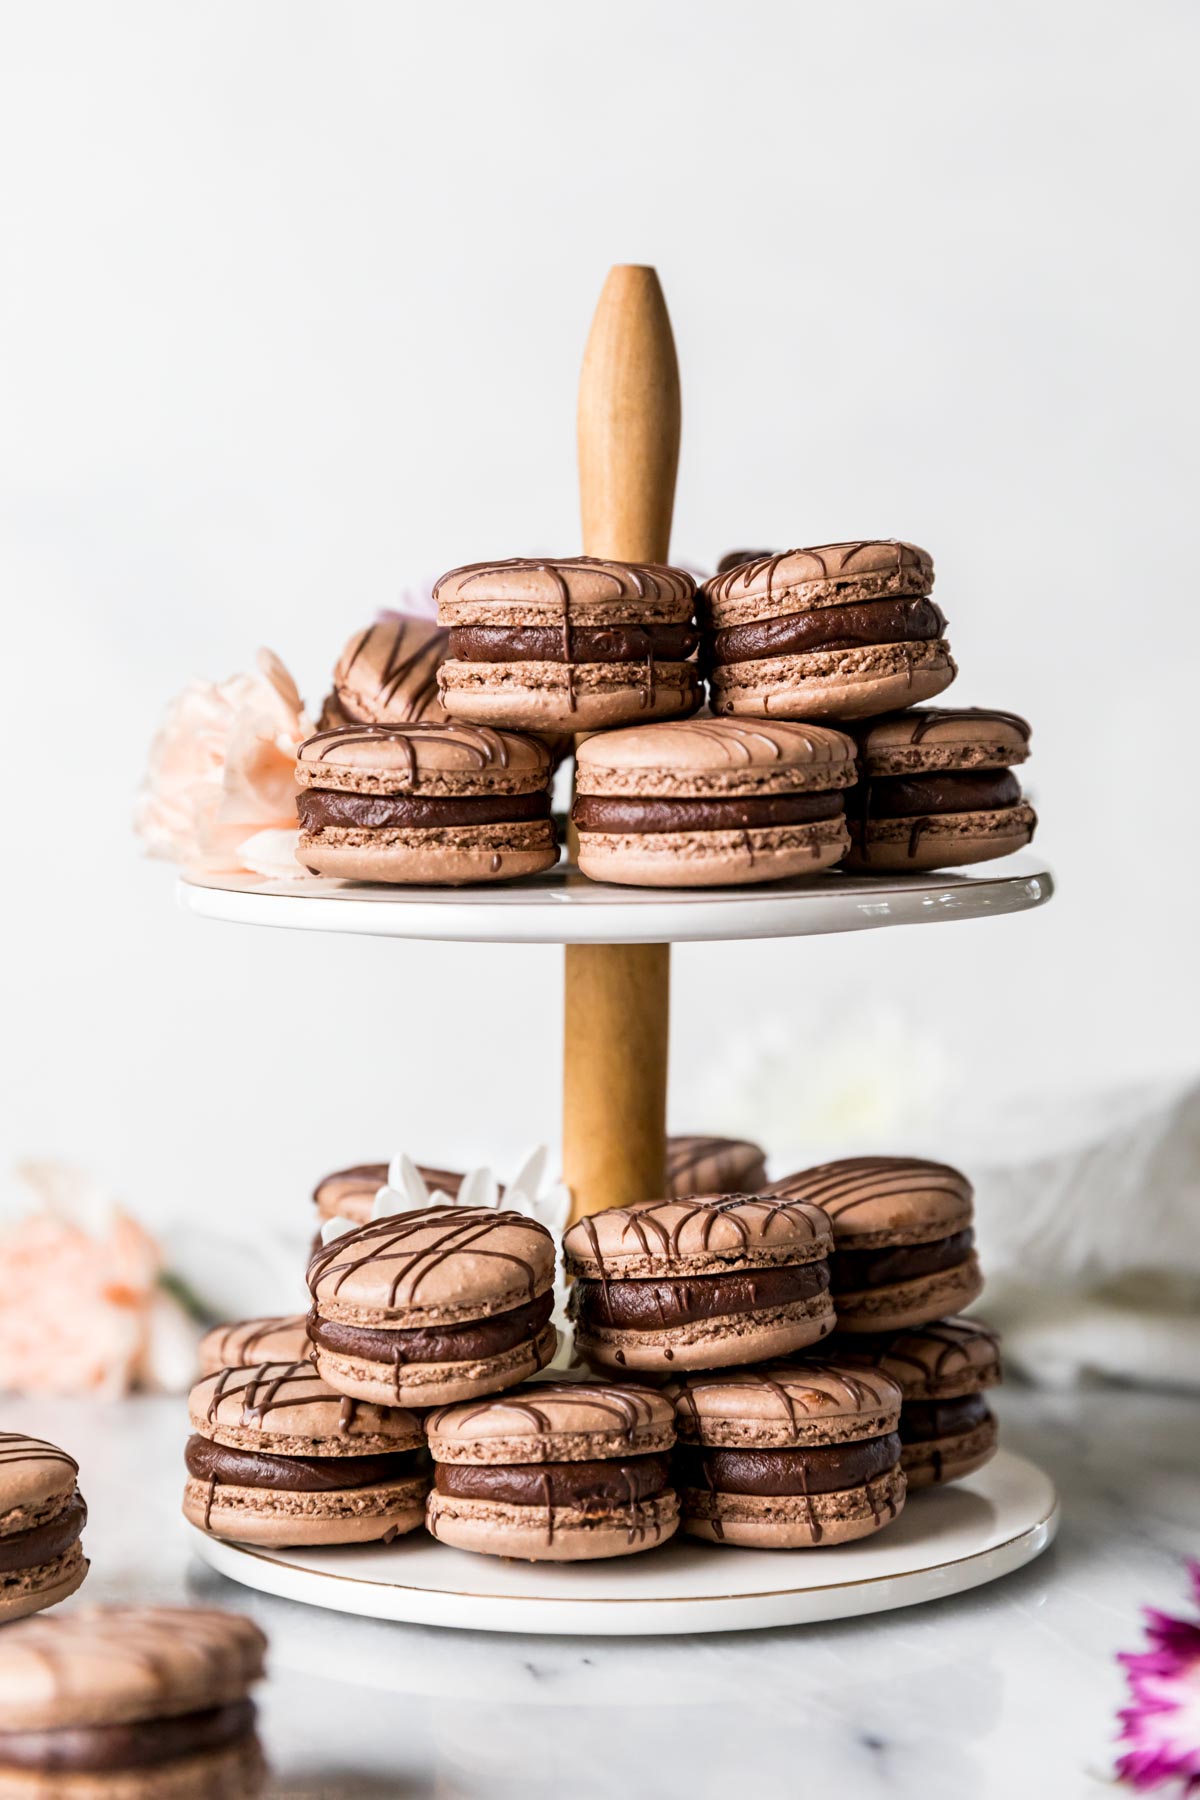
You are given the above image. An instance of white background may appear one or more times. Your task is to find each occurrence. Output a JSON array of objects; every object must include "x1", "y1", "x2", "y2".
[{"x1": 1, "y1": 1, "x2": 1196, "y2": 1233}]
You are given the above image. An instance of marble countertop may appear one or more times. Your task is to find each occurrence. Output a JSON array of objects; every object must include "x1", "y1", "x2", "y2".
[{"x1": 4, "y1": 1386, "x2": 1197, "y2": 1799}]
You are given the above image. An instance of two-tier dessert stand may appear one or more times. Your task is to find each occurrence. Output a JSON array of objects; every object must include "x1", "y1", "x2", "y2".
[{"x1": 180, "y1": 267, "x2": 1059, "y2": 1633}]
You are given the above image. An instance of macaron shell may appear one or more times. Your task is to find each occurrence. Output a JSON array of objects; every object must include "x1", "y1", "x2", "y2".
[
  {"x1": 828, "y1": 1317, "x2": 1002, "y2": 1400},
  {"x1": 666, "y1": 1136, "x2": 768, "y2": 1198},
  {"x1": 0, "y1": 1543, "x2": 88, "y2": 1626},
  {"x1": 425, "y1": 1489, "x2": 680, "y2": 1562},
  {"x1": 196, "y1": 1317, "x2": 309, "y2": 1377},
  {"x1": 575, "y1": 1293, "x2": 835, "y2": 1374},
  {"x1": 188, "y1": 1363, "x2": 424, "y2": 1455},
  {"x1": 711, "y1": 641, "x2": 956, "y2": 723},
  {"x1": 0, "y1": 1737, "x2": 268, "y2": 1800},
  {"x1": 297, "y1": 820, "x2": 559, "y2": 885},
  {"x1": 843, "y1": 803, "x2": 1037, "y2": 873},
  {"x1": 309, "y1": 1206, "x2": 557, "y2": 1323},
  {"x1": 576, "y1": 817, "x2": 849, "y2": 888},
  {"x1": 310, "y1": 1320, "x2": 558, "y2": 1410},
  {"x1": 702, "y1": 541, "x2": 934, "y2": 627},
  {"x1": 855, "y1": 706, "x2": 1030, "y2": 776},
  {"x1": 435, "y1": 556, "x2": 696, "y2": 623},
  {"x1": 0, "y1": 1435, "x2": 80, "y2": 1516},
  {"x1": 574, "y1": 718, "x2": 858, "y2": 796},
  {"x1": 331, "y1": 617, "x2": 450, "y2": 727},
  {"x1": 296, "y1": 723, "x2": 550, "y2": 794},
  {"x1": 833, "y1": 1253, "x2": 985, "y2": 1334},
  {"x1": 901, "y1": 1410, "x2": 998, "y2": 1489},
  {"x1": 183, "y1": 1475, "x2": 428, "y2": 1547},
  {"x1": 426, "y1": 1381, "x2": 675, "y2": 1464},
  {"x1": 678, "y1": 1465, "x2": 906, "y2": 1547},
  {"x1": 437, "y1": 660, "x2": 701, "y2": 733},
  {"x1": 766, "y1": 1157, "x2": 973, "y2": 1248},
  {"x1": 563, "y1": 1194, "x2": 833, "y2": 1280},
  {"x1": 667, "y1": 1362, "x2": 903, "y2": 1447}
]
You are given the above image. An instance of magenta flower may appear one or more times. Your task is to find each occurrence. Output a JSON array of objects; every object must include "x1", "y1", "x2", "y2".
[{"x1": 1118, "y1": 1561, "x2": 1200, "y2": 1792}]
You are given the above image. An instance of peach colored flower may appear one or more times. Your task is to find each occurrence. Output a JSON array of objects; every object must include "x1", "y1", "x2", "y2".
[
  {"x1": 0, "y1": 1163, "x2": 196, "y2": 1398},
  {"x1": 135, "y1": 649, "x2": 313, "y2": 878}
]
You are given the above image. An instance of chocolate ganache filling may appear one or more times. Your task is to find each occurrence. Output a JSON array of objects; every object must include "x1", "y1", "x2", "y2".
[
  {"x1": 185, "y1": 1436, "x2": 426, "y2": 1493},
  {"x1": 436, "y1": 1453, "x2": 671, "y2": 1509},
  {"x1": 0, "y1": 1493, "x2": 86, "y2": 1574},
  {"x1": 711, "y1": 597, "x2": 945, "y2": 666},
  {"x1": 830, "y1": 1229, "x2": 974, "y2": 1293},
  {"x1": 309, "y1": 1289, "x2": 554, "y2": 1367},
  {"x1": 571, "y1": 1261, "x2": 829, "y2": 1332},
  {"x1": 448, "y1": 624, "x2": 699, "y2": 664},
  {"x1": 677, "y1": 1434, "x2": 901, "y2": 1497},
  {"x1": 900, "y1": 1393, "x2": 992, "y2": 1443},
  {"x1": 298, "y1": 790, "x2": 550, "y2": 832},
  {"x1": 572, "y1": 792, "x2": 845, "y2": 835},
  {"x1": 849, "y1": 771, "x2": 1021, "y2": 820},
  {"x1": 0, "y1": 1701, "x2": 256, "y2": 1775}
]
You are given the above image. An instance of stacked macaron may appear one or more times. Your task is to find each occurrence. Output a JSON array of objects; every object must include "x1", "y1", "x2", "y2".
[
  {"x1": 320, "y1": 614, "x2": 451, "y2": 730},
  {"x1": 0, "y1": 1434, "x2": 88, "y2": 1623},
  {"x1": 197, "y1": 1314, "x2": 310, "y2": 1375},
  {"x1": 312, "y1": 1161, "x2": 467, "y2": 1231},
  {"x1": 831, "y1": 1316, "x2": 1002, "y2": 1488}
]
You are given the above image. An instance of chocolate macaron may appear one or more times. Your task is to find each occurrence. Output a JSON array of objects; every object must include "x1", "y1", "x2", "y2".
[
  {"x1": 435, "y1": 556, "x2": 702, "y2": 731},
  {"x1": 0, "y1": 1606, "x2": 265, "y2": 1798},
  {"x1": 563, "y1": 1193, "x2": 835, "y2": 1373},
  {"x1": 704, "y1": 540, "x2": 955, "y2": 721},
  {"x1": 320, "y1": 614, "x2": 450, "y2": 730},
  {"x1": 667, "y1": 1135, "x2": 768, "y2": 1198},
  {"x1": 295, "y1": 721, "x2": 558, "y2": 885},
  {"x1": 767, "y1": 1157, "x2": 983, "y2": 1332},
  {"x1": 307, "y1": 1205, "x2": 558, "y2": 1407},
  {"x1": 426, "y1": 1381, "x2": 678, "y2": 1561},
  {"x1": 0, "y1": 1435, "x2": 88, "y2": 1624},
  {"x1": 573, "y1": 718, "x2": 856, "y2": 887},
  {"x1": 197, "y1": 1315, "x2": 310, "y2": 1377},
  {"x1": 668, "y1": 1360, "x2": 906, "y2": 1546},
  {"x1": 185, "y1": 1361, "x2": 427, "y2": 1546},
  {"x1": 313, "y1": 1161, "x2": 466, "y2": 1229},
  {"x1": 844, "y1": 705, "x2": 1036, "y2": 871},
  {"x1": 832, "y1": 1316, "x2": 1001, "y2": 1488}
]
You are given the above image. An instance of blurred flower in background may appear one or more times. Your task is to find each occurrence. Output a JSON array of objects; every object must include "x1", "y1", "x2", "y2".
[
  {"x1": 0, "y1": 1163, "x2": 198, "y2": 1396},
  {"x1": 134, "y1": 647, "x2": 312, "y2": 880},
  {"x1": 1117, "y1": 1561, "x2": 1200, "y2": 1793}
]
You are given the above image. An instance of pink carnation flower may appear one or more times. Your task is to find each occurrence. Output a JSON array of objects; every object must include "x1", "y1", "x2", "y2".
[
  {"x1": 1118, "y1": 1561, "x2": 1200, "y2": 1792},
  {"x1": 135, "y1": 648, "x2": 313, "y2": 880}
]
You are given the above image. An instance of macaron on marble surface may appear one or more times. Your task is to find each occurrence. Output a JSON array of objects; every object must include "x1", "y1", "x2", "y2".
[
  {"x1": 830, "y1": 1316, "x2": 1002, "y2": 1488},
  {"x1": 572, "y1": 718, "x2": 856, "y2": 887},
  {"x1": 294, "y1": 722, "x2": 558, "y2": 885},
  {"x1": 844, "y1": 705, "x2": 1036, "y2": 872},
  {"x1": 319, "y1": 615, "x2": 451, "y2": 730},
  {"x1": 766, "y1": 1157, "x2": 983, "y2": 1332},
  {"x1": 0, "y1": 1605, "x2": 266, "y2": 1798},
  {"x1": 703, "y1": 540, "x2": 955, "y2": 722},
  {"x1": 0, "y1": 1434, "x2": 88, "y2": 1624},
  {"x1": 435, "y1": 556, "x2": 702, "y2": 732},
  {"x1": 668, "y1": 1360, "x2": 906, "y2": 1547},
  {"x1": 184, "y1": 1361, "x2": 428, "y2": 1546},
  {"x1": 312, "y1": 1162, "x2": 466, "y2": 1227},
  {"x1": 426, "y1": 1381, "x2": 679, "y2": 1561},
  {"x1": 307, "y1": 1205, "x2": 558, "y2": 1408},
  {"x1": 563, "y1": 1193, "x2": 835, "y2": 1372},
  {"x1": 666, "y1": 1134, "x2": 768, "y2": 1198},
  {"x1": 196, "y1": 1315, "x2": 310, "y2": 1376}
]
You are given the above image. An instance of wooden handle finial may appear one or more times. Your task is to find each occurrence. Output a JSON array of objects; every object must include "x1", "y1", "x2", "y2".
[{"x1": 563, "y1": 266, "x2": 679, "y2": 1226}]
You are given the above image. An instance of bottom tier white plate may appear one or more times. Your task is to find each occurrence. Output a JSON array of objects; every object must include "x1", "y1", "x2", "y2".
[{"x1": 190, "y1": 1449, "x2": 1057, "y2": 1636}]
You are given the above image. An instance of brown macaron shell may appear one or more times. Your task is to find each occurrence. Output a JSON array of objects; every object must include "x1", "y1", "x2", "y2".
[
  {"x1": 425, "y1": 1382, "x2": 679, "y2": 1561},
  {"x1": 307, "y1": 1206, "x2": 558, "y2": 1407},
  {"x1": 703, "y1": 541, "x2": 955, "y2": 723},
  {"x1": 573, "y1": 718, "x2": 855, "y2": 888},
  {"x1": 668, "y1": 1361, "x2": 906, "y2": 1547},
  {"x1": 766, "y1": 1157, "x2": 982, "y2": 1332},
  {"x1": 435, "y1": 557, "x2": 702, "y2": 732},
  {"x1": 563, "y1": 1194, "x2": 835, "y2": 1372},
  {"x1": 329, "y1": 616, "x2": 451, "y2": 728},
  {"x1": 844, "y1": 706, "x2": 1036, "y2": 873},
  {"x1": 184, "y1": 1362, "x2": 427, "y2": 1547},
  {"x1": 666, "y1": 1135, "x2": 768, "y2": 1198},
  {"x1": 197, "y1": 1315, "x2": 310, "y2": 1376},
  {"x1": 295, "y1": 722, "x2": 558, "y2": 885},
  {"x1": 0, "y1": 1434, "x2": 89, "y2": 1626},
  {"x1": 311, "y1": 1162, "x2": 466, "y2": 1226},
  {"x1": 830, "y1": 1317, "x2": 1001, "y2": 1489}
]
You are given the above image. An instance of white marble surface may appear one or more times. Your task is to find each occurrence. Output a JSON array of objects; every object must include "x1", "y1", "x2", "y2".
[{"x1": 4, "y1": 1387, "x2": 1197, "y2": 1799}]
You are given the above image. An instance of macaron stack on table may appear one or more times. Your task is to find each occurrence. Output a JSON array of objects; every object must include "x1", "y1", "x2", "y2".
[
  {"x1": 0, "y1": 1435, "x2": 88, "y2": 1625},
  {"x1": 172, "y1": 266, "x2": 1057, "y2": 1637}
]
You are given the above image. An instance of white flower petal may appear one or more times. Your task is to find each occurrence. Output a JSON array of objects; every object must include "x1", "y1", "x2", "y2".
[
  {"x1": 394, "y1": 1155, "x2": 431, "y2": 1209},
  {"x1": 458, "y1": 1167, "x2": 499, "y2": 1210},
  {"x1": 537, "y1": 1182, "x2": 573, "y2": 1235},
  {"x1": 508, "y1": 1146, "x2": 548, "y2": 1202},
  {"x1": 320, "y1": 1216, "x2": 359, "y2": 1246}
]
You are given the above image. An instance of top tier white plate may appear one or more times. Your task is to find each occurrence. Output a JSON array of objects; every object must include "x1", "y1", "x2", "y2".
[{"x1": 178, "y1": 853, "x2": 1052, "y2": 946}]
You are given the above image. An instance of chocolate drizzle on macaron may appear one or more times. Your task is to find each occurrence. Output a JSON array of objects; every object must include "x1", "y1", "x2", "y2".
[
  {"x1": 321, "y1": 615, "x2": 451, "y2": 730},
  {"x1": 563, "y1": 1193, "x2": 836, "y2": 1372},
  {"x1": 666, "y1": 1134, "x2": 769, "y2": 1197},
  {"x1": 0, "y1": 1434, "x2": 88, "y2": 1624}
]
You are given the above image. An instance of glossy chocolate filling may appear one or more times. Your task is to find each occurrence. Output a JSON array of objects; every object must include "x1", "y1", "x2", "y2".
[
  {"x1": 572, "y1": 791, "x2": 845, "y2": 835},
  {"x1": 711, "y1": 597, "x2": 945, "y2": 666},
  {"x1": 849, "y1": 770, "x2": 1021, "y2": 820},
  {"x1": 900, "y1": 1393, "x2": 991, "y2": 1443},
  {"x1": 448, "y1": 624, "x2": 699, "y2": 664},
  {"x1": 571, "y1": 1260, "x2": 829, "y2": 1332},
  {"x1": 297, "y1": 789, "x2": 550, "y2": 831},
  {"x1": 185, "y1": 1435, "x2": 426, "y2": 1493},
  {"x1": 677, "y1": 1434, "x2": 901, "y2": 1496},
  {"x1": 0, "y1": 1492, "x2": 86, "y2": 1575},
  {"x1": 309, "y1": 1289, "x2": 554, "y2": 1367},
  {"x1": 0, "y1": 1701, "x2": 256, "y2": 1774},
  {"x1": 435, "y1": 1452, "x2": 671, "y2": 1509},
  {"x1": 831, "y1": 1229, "x2": 974, "y2": 1293}
]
